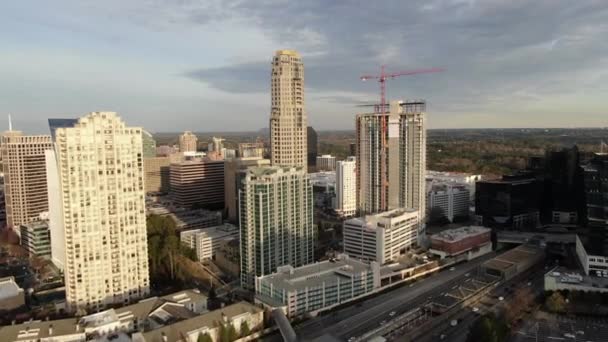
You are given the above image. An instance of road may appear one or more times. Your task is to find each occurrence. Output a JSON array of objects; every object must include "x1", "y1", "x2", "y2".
[{"x1": 286, "y1": 252, "x2": 497, "y2": 341}]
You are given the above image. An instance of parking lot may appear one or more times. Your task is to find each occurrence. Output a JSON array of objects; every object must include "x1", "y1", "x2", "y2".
[{"x1": 512, "y1": 312, "x2": 608, "y2": 342}]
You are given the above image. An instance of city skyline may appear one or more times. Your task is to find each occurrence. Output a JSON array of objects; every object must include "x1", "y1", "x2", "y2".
[{"x1": 2, "y1": 1, "x2": 608, "y2": 133}]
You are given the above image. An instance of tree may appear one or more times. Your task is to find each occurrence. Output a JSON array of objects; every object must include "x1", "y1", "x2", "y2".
[
  {"x1": 546, "y1": 291, "x2": 566, "y2": 313},
  {"x1": 466, "y1": 313, "x2": 510, "y2": 342},
  {"x1": 227, "y1": 323, "x2": 238, "y2": 341},
  {"x1": 240, "y1": 320, "x2": 251, "y2": 337},
  {"x1": 197, "y1": 332, "x2": 212, "y2": 342}
]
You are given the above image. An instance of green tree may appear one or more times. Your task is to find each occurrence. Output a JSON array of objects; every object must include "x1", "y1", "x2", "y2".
[
  {"x1": 197, "y1": 332, "x2": 212, "y2": 342},
  {"x1": 546, "y1": 291, "x2": 567, "y2": 313},
  {"x1": 240, "y1": 321, "x2": 251, "y2": 337},
  {"x1": 466, "y1": 313, "x2": 510, "y2": 342},
  {"x1": 227, "y1": 323, "x2": 238, "y2": 341}
]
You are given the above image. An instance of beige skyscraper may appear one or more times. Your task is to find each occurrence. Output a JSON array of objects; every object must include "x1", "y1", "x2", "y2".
[
  {"x1": 179, "y1": 131, "x2": 198, "y2": 152},
  {"x1": 1, "y1": 128, "x2": 52, "y2": 234},
  {"x1": 49, "y1": 112, "x2": 150, "y2": 313},
  {"x1": 270, "y1": 50, "x2": 307, "y2": 168},
  {"x1": 356, "y1": 100, "x2": 427, "y2": 235}
]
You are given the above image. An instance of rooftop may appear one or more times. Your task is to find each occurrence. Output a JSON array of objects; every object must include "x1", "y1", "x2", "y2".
[
  {"x1": 257, "y1": 254, "x2": 375, "y2": 291},
  {"x1": 0, "y1": 276, "x2": 23, "y2": 300},
  {"x1": 431, "y1": 226, "x2": 491, "y2": 243}
]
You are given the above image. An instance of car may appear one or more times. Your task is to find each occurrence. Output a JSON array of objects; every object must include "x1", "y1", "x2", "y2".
[
  {"x1": 449, "y1": 267, "x2": 455, "y2": 271},
  {"x1": 380, "y1": 320, "x2": 387, "y2": 325},
  {"x1": 498, "y1": 296, "x2": 504, "y2": 301},
  {"x1": 472, "y1": 307, "x2": 479, "y2": 313},
  {"x1": 563, "y1": 333, "x2": 575, "y2": 338},
  {"x1": 527, "y1": 282, "x2": 532, "y2": 286},
  {"x1": 389, "y1": 311, "x2": 396, "y2": 317},
  {"x1": 440, "y1": 334, "x2": 446, "y2": 340},
  {"x1": 450, "y1": 320, "x2": 458, "y2": 327},
  {"x1": 464, "y1": 273, "x2": 470, "y2": 277},
  {"x1": 348, "y1": 338, "x2": 355, "y2": 342}
]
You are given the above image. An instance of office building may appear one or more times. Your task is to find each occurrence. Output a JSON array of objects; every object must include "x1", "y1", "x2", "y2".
[
  {"x1": 255, "y1": 254, "x2": 381, "y2": 318},
  {"x1": 179, "y1": 131, "x2": 198, "y2": 152},
  {"x1": 426, "y1": 171, "x2": 481, "y2": 200},
  {"x1": 49, "y1": 112, "x2": 150, "y2": 313},
  {"x1": 307, "y1": 126, "x2": 318, "y2": 169},
  {"x1": 0, "y1": 276, "x2": 25, "y2": 312},
  {"x1": 239, "y1": 166, "x2": 314, "y2": 289},
  {"x1": 238, "y1": 142, "x2": 264, "y2": 159},
  {"x1": 316, "y1": 154, "x2": 337, "y2": 171},
  {"x1": 429, "y1": 226, "x2": 491, "y2": 259},
  {"x1": 356, "y1": 101, "x2": 427, "y2": 225},
  {"x1": 475, "y1": 173, "x2": 542, "y2": 230},
  {"x1": 1, "y1": 130, "x2": 53, "y2": 234},
  {"x1": 169, "y1": 157, "x2": 224, "y2": 209},
  {"x1": 343, "y1": 208, "x2": 419, "y2": 264},
  {"x1": 336, "y1": 157, "x2": 357, "y2": 217},
  {"x1": 427, "y1": 183, "x2": 470, "y2": 223},
  {"x1": 270, "y1": 50, "x2": 307, "y2": 169},
  {"x1": 224, "y1": 157, "x2": 270, "y2": 223},
  {"x1": 143, "y1": 156, "x2": 171, "y2": 193},
  {"x1": 141, "y1": 130, "x2": 156, "y2": 158},
  {"x1": 20, "y1": 220, "x2": 51, "y2": 258},
  {"x1": 156, "y1": 144, "x2": 178, "y2": 156},
  {"x1": 583, "y1": 153, "x2": 608, "y2": 256},
  {"x1": 180, "y1": 224, "x2": 238, "y2": 262}
]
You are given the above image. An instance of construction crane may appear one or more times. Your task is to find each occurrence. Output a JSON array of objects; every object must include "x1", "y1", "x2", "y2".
[{"x1": 360, "y1": 65, "x2": 443, "y2": 210}]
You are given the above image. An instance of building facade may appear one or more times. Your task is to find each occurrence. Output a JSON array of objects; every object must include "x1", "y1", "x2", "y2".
[
  {"x1": 49, "y1": 112, "x2": 150, "y2": 313},
  {"x1": 255, "y1": 254, "x2": 381, "y2": 318},
  {"x1": 239, "y1": 166, "x2": 314, "y2": 289},
  {"x1": 316, "y1": 154, "x2": 337, "y2": 171},
  {"x1": 141, "y1": 130, "x2": 156, "y2": 158},
  {"x1": 178, "y1": 131, "x2": 198, "y2": 153},
  {"x1": 343, "y1": 208, "x2": 419, "y2": 264},
  {"x1": 169, "y1": 158, "x2": 225, "y2": 209},
  {"x1": 307, "y1": 126, "x2": 318, "y2": 170},
  {"x1": 336, "y1": 157, "x2": 357, "y2": 217},
  {"x1": 583, "y1": 153, "x2": 608, "y2": 256},
  {"x1": 238, "y1": 142, "x2": 264, "y2": 159},
  {"x1": 143, "y1": 156, "x2": 170, "y2": 193},
  {"x1": 20, "y1": 220, "x2": 51, "y2": 258},
  {"x1": 0, "y1": 131, "x2": 53, "y2": 233},
  {"x1": 224, "y1": 157, "x2": 270, "y2": 223},
  {"x1": 180, "y1": 224, "x2": 238, "y2": 262},
  {"x1": 427, "y1": 183, "x2": 470, "y2": 223},
  {"x1": 270, "y1": 50, "x2": 307, "y2": 169},
  {"x1": 356, "y1": 101, "x2": 427, "y2": 231}
]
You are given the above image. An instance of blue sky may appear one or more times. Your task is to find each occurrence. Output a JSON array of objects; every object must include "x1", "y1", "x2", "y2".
[{"x1": 1, "y1": 0, "x2": 607, "y2": 133}]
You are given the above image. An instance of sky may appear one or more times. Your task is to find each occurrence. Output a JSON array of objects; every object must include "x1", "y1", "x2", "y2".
[{"x1": 1, "y1": 0, "x2": 608, "y2": 133}]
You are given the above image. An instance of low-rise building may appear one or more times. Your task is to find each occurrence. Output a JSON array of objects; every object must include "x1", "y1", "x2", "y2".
[
  {"x1": 255, "y1": 254, "x2": 381, "y2": 318},
  {"x1": 180, "y1": 224, "x2": 239, "y2": 261},
  {"x1": 481, "y1": 244, "x2": 544, "y2": 280},
  {"x1": 0, "y1": 276, "x2": 25, "y2": 312},
  {"x1": 429, "y1": 226, "x2": 491, "y2": 259},
  {"x1": 426, "y1": 183, "x2": 470, "y2": 223},
  {"x1": 169, "y1": 210, "x2": 223, "y2": 232},
  {"x1": 20, "y1": 220, "x2": 51, "y2": 258},
  {"x1": 343, "y1": 209, "x2": 419, "y2": 264}
]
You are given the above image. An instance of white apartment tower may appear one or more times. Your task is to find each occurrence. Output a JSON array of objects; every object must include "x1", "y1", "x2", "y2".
[
  {"x1": 239, "y1": 166, "x2": 314, "y2": 289},
  {"x1": 270, "y1": 50, "x2": 307, "y2": 169},
  {"x1": 50, "y1": 112, "x2": 150, "y2": 313},
  {"x1": 336, "y1": 157, "x2": 357, "y2": 217},
  {"x1": 356, "y1": 100, "x2": 427, "y2": 234},
  {"x1": 179, "y1": 131, "x2": 198, "y2": 152},
  {"x1": 1, "y1": 129, "x2": 53, "y2": 234}
]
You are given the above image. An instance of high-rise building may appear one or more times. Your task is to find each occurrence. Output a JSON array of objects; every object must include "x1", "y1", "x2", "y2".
[
  {"x1": 238, "y1": 142, "x2": 264, "y2": 159},
  {"x1": 239, "y1": 166, "x2": 314, "y2": 289},
  {"x1": 143, "y1": 157, "x2": 171, "y2": 193},
  {"x1": 1, "y1": 130, "x2": 53, "y2": 234},
  {"x1": 141, "y1": 130, "x2": 156, "y2": 158},
  {"x1": 356, "y1": 100, "x2": 427, "y2": 224},
  {"x1": 336, "y1": 157, "x2": 357, "y2": 217},
  {"x1": 224, "y1": 157, "x2": 270, "y2": 223},
  {"x1": 270, "y1": 50, "x2": 307, "y2": 169},
  {"x1": 48, "y1": 112, "x2": 150, "y2": 313},
  {"x1": 179, "y1": 131, "x2": 198, "y2": 152},
  {"x1": 343, "y1": 208, "x2": 419, "y2": 264},
  {"x1": 316, "y1": 154, "x2": 337, "y2": 171},
  {"x1": 307, "y1": 126, "x2": 317, "y2": 169},
  {"x1": 427, "y1": 183, "x2": 470, "y2": 223},
  {"x1": 169, "y1": 157, "x2": 225, "y2": 209},
  {"x1": 583, "y1": 153, "x2": 608, "y2": 256}
]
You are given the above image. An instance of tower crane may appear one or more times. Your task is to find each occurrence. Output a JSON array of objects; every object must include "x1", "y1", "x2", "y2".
[{"x1": 360, "y1": 65, "x2": 443, "y2": 210}]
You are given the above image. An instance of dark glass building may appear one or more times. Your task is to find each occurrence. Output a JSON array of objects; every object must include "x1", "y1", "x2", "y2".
[
  {"x1": 583, "y1": 153, "x2": 608, "y2": 256},
  {"x1": 307, "y1": 126, "x2": 318, "y2": 169}
]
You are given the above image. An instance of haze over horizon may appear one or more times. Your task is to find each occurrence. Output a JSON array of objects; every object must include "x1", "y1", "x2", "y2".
[{"x1": 2, "y1": 1, "x2": 608, "y2": 134}]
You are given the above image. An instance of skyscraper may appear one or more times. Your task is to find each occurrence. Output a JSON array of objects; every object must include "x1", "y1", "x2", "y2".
[
  {"x1": 1, "y1": 129, "x2": 53, "y2": 234},
  {"x1": 307, "y1": 126, "x2": 318, "y2": 170},
  {"x1": 270, "y1": 50, "x2": 307, "y2": 169},
  {"x1": 141, "y1": 130, "x2": 157, "y2": 158},
  {"x1": 356, "y1": 100, "x2": 427, "y2": 233},
  {"x1": 583, "y1": 153, "x2": 608, "y2": 256},
  {"x1": 49, "y1": 112, "x2": 150, "y2": 313},
  {"x1": 239, "y1": 166, "x2": 314, "y2": 289},
  {"x1": 224, "y1": 157, "x2": 270, "y2": 223},
  {"x1": 336, "y1": 157, "x2": 357, "y2": 217},
  {"x1": 179, "y1": 131, "x2": 198, "y2": 152}
]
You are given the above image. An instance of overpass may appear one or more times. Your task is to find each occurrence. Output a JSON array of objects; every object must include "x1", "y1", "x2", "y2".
[{"x1": 496, "y1": 231, "x2": 576, "y2": 245}]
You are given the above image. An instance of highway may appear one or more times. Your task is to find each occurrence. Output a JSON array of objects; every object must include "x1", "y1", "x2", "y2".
[{"x1": 284, "y1": 252, "x2": 497, "y2": 341}]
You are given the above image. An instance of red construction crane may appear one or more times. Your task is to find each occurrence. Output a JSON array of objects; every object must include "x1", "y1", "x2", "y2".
[
  {"x1": 360, "y1": 66, "x2": 443, "y2": 113},
  {"x1": 360, "y1": 65, "x2": 443, "y2": 210}
]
